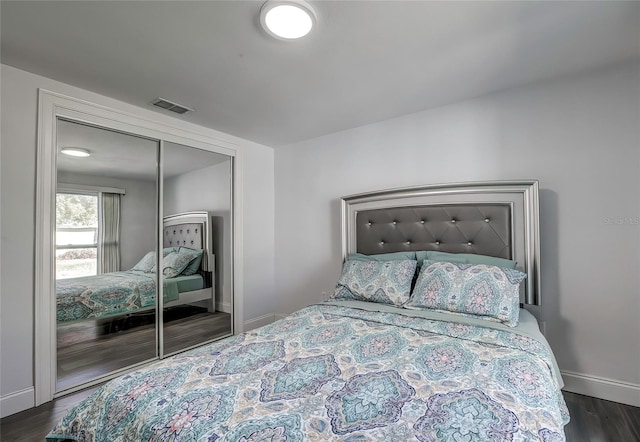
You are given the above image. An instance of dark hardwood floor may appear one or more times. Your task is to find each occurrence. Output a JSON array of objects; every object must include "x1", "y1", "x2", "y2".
[
  {"x1": 0, "y1": 386, "x2": 99, "y2": 442},
  {"x1": 563, "y1": 391, "x2": 640, "y2": 442},
  {"x1": 1, "y1": 390, "x2": 638, "y2": 441},
  {"x1": 57, "y1": 308, "x2": 231, "y2": 391}
]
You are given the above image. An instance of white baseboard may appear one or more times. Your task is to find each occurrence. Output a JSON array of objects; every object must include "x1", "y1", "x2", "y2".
[
  {"x1": 1, "y1": 387, "x2": 34, "y2": 418},
  {"x1": 216, "y1": 301, "x2": 232, "y2": 314},
  {"x1": 274, "y1": 313, "x2": 288, "y2": 321},
  {"x1": 243, "y1": 313, "x2": 276, "y2": 331},
  {"x1": 561, "y1": 370, "x2": 640, "y2": 407}
]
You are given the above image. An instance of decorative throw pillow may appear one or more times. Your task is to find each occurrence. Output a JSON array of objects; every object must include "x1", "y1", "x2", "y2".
[
  {"x1": 179, "y1": 247, "x2": 203, "y2": 276},
  {"x1": 415, "y1": 251, "x2": 517, "y2": 269},
  {"x1": 161, "y1": 248, "x2": 202, "y2": 278},
  {"x1": 406, "y1": 260, "x2": 526, "y2": 326},
  {"x1": 131, "y1": 251, "x2": 156, "y2": 273},
  {"x1": 348, "y1": 251, "x2": 417, "y2": 262},
  {"x1": 331, "y1": 259, "x2": 417, "y2": 306},
  {"x1": 163, "y1": 247, "x2": 180, "y2": 257}
]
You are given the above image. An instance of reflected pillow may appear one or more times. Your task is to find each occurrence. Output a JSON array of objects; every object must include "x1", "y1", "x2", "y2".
[
  {"x1": 415, "y1": 251, "x2": 517, "y2": 270},
  {"x1": 131, "y1": 251, "x2": 156, "y2": 273},
  {"x1": 163, "y1": 247, "x2": 180, "y2": 257},
  {"x1": 179, "y1": 247, "x2": 204, "y2": 276},
  {"x1": 331, "y1": 259, "x2": 417, "y2": 306},
  {"x1": 161, "y1": 248, "x2": 202, "y2": 278},
  {"x1": 132, "y1": 248, "x2": 179, "y2": 272},
  {"x1": 406, "y1": 260, "x2": 526, "y2": 326}
]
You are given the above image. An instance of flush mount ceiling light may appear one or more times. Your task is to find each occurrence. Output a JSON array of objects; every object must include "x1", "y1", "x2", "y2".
[
  {"x1": 260, "y1": 0, "x2": 316, "y2": 40},
  {"x1": 60, "y1": 147, "x2": 90, "y2": 157}
]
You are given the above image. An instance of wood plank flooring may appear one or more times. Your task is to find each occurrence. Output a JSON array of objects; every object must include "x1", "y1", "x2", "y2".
[
  {"x1": 563, "y1": 391, "x2": 640, "y2": 441},
  {"x1": 57, "y1": 308, "x2": 231, "y2": 391},
  {"x1": 1, "y1": 390, "x2": 638, "y2": 441},
  {"x1": 0, "y1": 386, "x2": 99, "y2": 442}
]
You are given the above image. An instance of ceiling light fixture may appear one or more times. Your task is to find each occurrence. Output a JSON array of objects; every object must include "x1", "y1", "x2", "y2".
[
  {"x1": 260, "y1": 0, "x2": 316, "y2": 40},
  {"x1": 60, "y1": 147, "x2": 90, "y2": 157}
]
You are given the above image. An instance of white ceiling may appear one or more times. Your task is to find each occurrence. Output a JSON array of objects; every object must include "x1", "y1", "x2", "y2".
[
  {"x1": 57, "y1": 119, "x2": 229, "y2": 181},
  {"x1": 2, "y1": 1, "x2": 639, "y2": 147}
]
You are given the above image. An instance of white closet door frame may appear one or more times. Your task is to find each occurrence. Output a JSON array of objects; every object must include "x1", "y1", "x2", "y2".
[{"x1": 35, "y1": 89, "x2": 244, "y2": 405}]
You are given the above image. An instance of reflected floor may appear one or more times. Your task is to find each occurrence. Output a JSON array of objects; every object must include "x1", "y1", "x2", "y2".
[{"x1": 57, "y1": 307, "x2": 232, "y2": 392}]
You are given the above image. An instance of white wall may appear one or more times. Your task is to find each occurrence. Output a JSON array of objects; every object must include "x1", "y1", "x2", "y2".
[
  {"x1": 164, "y1": 160, "x2": 233, "y2": 312},
  {"x1": 274, "y1": 62, "x2": 640, "y2": 405},
  {"x1": 242, "y1": 141, "x2": 276, "y2": 322},
  {"x1": 57, "y1": 172, "x2": 157, "y2": 270},
  {"x1": 0, "y1": 64, "x2": 276, "y2": 416}
]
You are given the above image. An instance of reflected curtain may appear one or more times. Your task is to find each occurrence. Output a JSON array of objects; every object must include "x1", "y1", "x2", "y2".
[{"x1": 99, "y1": 193, "x2": 121, "y2": 273}]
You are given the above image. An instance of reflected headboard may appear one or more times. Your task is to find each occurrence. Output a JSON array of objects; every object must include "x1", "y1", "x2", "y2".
[
  {"x1": 163, "y1": 211, "x2": 214, "y2": 273},
  {"x1": 341, "y1": 181, "x2": 541, "y2": 309}
]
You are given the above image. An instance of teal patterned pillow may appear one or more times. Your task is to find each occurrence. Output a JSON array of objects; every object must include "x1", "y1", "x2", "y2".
[
  {"x1": 161, "y1": 249, "x2": 202, "y2": 278},
  {"x1": 406, "y1": 260, "x2": 526, "y2": 326},
  {"x1": 179, "y1": 247, "x2": 203, "y2": 276},
  {"x1": 415, "y1": 251, "x2": 517, "y2": 269},
  {"x1": 163, "y1": 247, "x2": 180, "y2": 257},
  {"x1": 348, "y1": 251, "x2": 416, "y2": 262},
  {"x1": 332, "y1": 260, "x2": 417, "y2": 306},
  {"x1": 131, "y1": 251, "x2": 156, "y2": 273},
  {"x1": 133, "y1": 248, "x2": 179, "y2": 272}
]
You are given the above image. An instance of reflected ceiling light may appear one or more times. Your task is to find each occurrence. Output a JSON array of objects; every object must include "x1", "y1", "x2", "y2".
[
  {"x1": 60, "y1": 147, "x2": 90, "y2": 157},
  {"x1": 260, "y1": 0, "x2": 316, "y2": 40}
]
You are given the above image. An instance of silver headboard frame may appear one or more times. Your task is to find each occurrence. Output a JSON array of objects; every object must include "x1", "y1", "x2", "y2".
[
  {"x1": 341, "y1": 181, "x2": 541, "y2": 308},
  {"x1": 163, "y1": 211, "x2": 214, "y2": 273}
]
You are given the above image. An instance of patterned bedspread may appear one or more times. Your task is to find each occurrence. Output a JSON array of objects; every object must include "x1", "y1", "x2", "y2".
[
  {"x1": 48, "y1": 303, "x2": 569, "y2": 441},
  {"x1": 56, "y1": 271, "x2": 170, "y2": 323}
]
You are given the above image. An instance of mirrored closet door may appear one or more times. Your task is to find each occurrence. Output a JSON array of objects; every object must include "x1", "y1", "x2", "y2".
[
  {"x1": 51, "y1": 118, "x2": 234, "y2": 395},
  {"x1": 55, "y1": 119, "x2": 160, "y2": 392},
  {"x1": 161, "y1": 142, "x2": 233, "y2": 357}
]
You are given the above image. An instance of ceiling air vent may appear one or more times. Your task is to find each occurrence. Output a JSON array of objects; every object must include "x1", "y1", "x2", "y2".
[{"x1": 151, "y1": 98, "x2": 194, "y2": 115}]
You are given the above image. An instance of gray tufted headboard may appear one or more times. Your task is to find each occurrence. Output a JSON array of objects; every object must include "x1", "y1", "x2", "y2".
[
  {"x1": 163, "y1": 212, "x2": 214, "y2": 273},
  {"x1": 341, "y1": 181, "x2": 541, "y2": 308},
  {"x1": 355, "y1": 204, "x2": 512, "y2": 258},
  {"x1": 164, "y1": 223, "x2": 205, "y2": 250}
]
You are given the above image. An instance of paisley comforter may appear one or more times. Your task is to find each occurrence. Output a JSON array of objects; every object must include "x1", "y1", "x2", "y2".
[
  {"x1": 47, "y1": 301, "x2": 569, "y2": 441},
  {"x1": 56, "y1": 271, "x2": 180, "y2": 324}
]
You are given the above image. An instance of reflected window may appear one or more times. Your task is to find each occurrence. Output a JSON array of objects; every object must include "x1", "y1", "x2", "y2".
[{"x1": 56, "y1": 192, "x2": 98, "y2": 279}]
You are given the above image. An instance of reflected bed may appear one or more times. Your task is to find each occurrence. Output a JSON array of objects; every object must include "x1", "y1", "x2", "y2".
[
  {"x1": 55, "y1": 212, "x2": 215, "y2": 325},
  {"x1": 55, "y1": 272, "x2": 205, "y2": 323}
]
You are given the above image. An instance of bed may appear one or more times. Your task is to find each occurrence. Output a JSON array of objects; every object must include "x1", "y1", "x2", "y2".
[
  {"x1": 48, "y1": 181, "x2": 569, "y2": 441},
  {"x1": 56, "y1": 212, "x2": 216, "y2": 324}
]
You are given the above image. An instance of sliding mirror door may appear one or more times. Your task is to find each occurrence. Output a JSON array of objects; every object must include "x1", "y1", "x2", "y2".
[
  {"x1": 36, "y1": 90, "x2": 241, "y2": 404},
  {"x1": 55, "y1": 118, "x2": 159, "y2": 392},
  {"x1": 161, "y1": 141, "x2": 233, "y2": 356}
]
